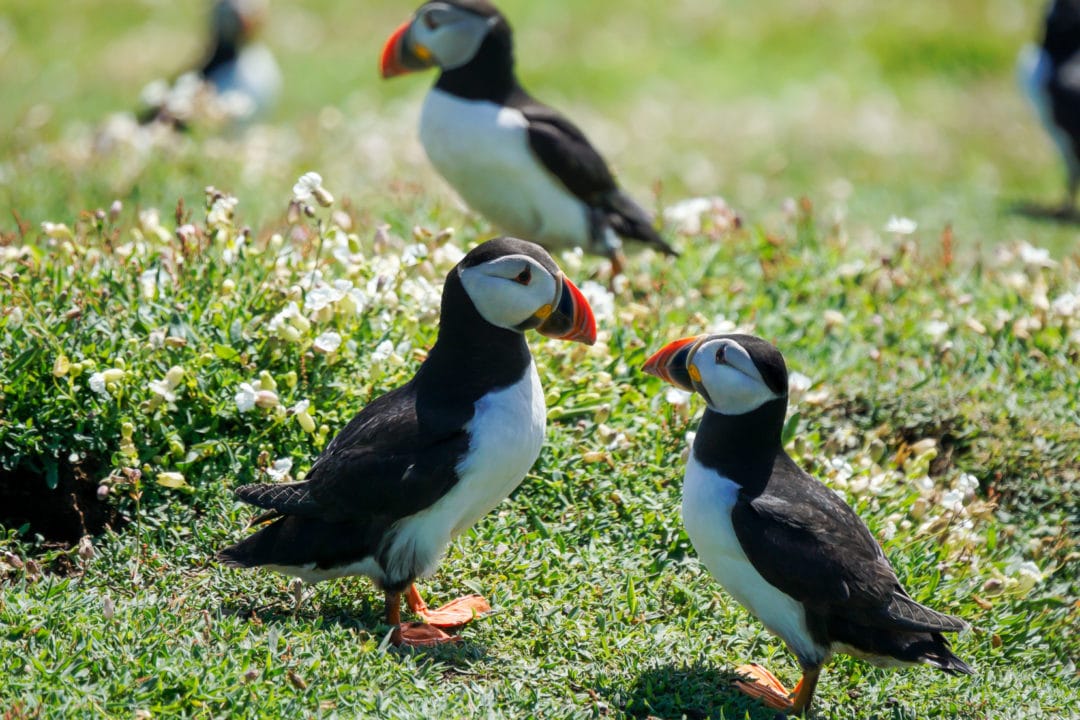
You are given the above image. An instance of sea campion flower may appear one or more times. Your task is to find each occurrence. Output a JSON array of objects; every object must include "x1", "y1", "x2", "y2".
[
  {"x1": 884, "y1": 216, "x2": 917, "y2": 235},
  {"x1": 313, "y1": 331, "x2": 342, "y2": 354},
  {"x1": 235, "y1": 383, "x2": 257, "y2": 413},
  {"x1": 266, "y1": 458, "x2": 293, "y2": 482},
  {"x1": 292, "y1": 172, "x2": 334, "y2": 208}
]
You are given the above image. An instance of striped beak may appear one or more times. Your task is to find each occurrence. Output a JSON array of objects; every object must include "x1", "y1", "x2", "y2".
[
  {"x1": 535, "y1": 275, "x2": 597, "y2": 346},
  {"x1": 643, "y1": 336, "x2": 703, "y2": 392},
  {"x1": 380, "y1": 19, "x2": 436, "y2": 78}
]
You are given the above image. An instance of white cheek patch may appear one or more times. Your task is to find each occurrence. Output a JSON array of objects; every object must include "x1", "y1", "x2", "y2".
[
  {"x1": 700, "y1": 363, "x2": 781, "y2": 416},
  {"x1": 459, "y1": 261, "x2": 556, "y2": 331},
  {"x1": 418, "y1": 14, "x2": 495, "y2": 70}
]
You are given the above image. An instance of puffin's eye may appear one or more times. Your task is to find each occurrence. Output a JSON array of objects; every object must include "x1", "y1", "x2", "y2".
[
  {"x1": 715, "y1": 346, "x2": 726, "y2": 364},
  {"x1": 422, "y1": 11, "x2": 441, "y2": 30},
  {"x1": 513, "y1": 267, "x2": 532, "y2": 285}
]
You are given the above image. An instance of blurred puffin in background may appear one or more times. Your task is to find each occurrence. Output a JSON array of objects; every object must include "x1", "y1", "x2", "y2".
[
  {"x1": 140, "y1": 0, "x2": 281, "y2": 129},
  {"x1": 379, "y1": 0, "x2": 677, "y2": 278},
  {"x1": 1020, "y1": 0, "x2": 1080, "y2": 215}
]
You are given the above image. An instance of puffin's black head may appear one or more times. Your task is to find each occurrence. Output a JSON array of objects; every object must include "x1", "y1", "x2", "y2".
[
  {"x1": 643, "y1": 334, "x2": 788, "y2": 416},
  {"x1": 380, "y1": 0, "x2": 511, "y2": 78},
  {"x1": 451, "y1": 237, "x2": 596, "y2": 345},
  {"x1": 212, "y1": 0, "x2": 267, "y2": 47},
  {"x1": 1044, "y1": 0, "x2": 1080, "y2": 62}
]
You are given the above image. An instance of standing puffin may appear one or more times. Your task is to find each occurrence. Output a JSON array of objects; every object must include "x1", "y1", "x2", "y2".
[
  {"x1": 644, "y1": 334, "x2": 973, "y2": 715},
  {"x1": 140, "y1": 0, "x2": 282, "y2": 127},
  {"x1": 219, "y1": 238, "x2": 596, "y2": 646},
  {"x1": 1019, "y1": 0, "x2": 1080, "y2": 214},
  {"x1": 379, "y1": 0, "x2": 677, "y2": 276}
]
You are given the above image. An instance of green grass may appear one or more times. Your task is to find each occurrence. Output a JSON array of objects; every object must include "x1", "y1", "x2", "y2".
[{"x1": 2, "y1": 0, "x2": 1079, "y2": 718}]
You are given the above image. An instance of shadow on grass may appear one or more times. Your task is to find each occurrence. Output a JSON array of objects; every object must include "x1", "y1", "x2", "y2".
[
  {"x1": 218, "y1": 597, "x2": 494, "y2": 668},
  {"x1": 1005, "y1": 199, "x2": 1080, "y2": 224},
  {"x1": 611, "y1": 662, "x2": 783, "y2": 720}
]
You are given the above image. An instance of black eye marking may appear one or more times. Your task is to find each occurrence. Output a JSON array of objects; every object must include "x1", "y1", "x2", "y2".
[
  {"x1": 513, "y1": 266, "x2": 532, "y2": 285},
  {"x1": 422, "y1": 11, "x2": 440, "y2": 30}
]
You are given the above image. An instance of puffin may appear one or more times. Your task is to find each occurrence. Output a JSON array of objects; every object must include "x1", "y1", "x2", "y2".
[
  {"x1": 1019, "y1": 0, "x2": 1080, "y2": 214},
  {"x1": 643, "y1": 334, "x2": 973, "y2": 715},
  {"x1": 379, "y1": 0, "x2": 677, "y2": 276},
  {"x1": 140, "y1": 0, "x2": 281, "y2": 128},
  {"x1": 219, "y1": 237, "x2": 596, "y2": 646}
]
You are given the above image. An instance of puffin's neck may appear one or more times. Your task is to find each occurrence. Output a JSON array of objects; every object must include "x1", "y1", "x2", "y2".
[
  {"x1": 419, "y1": 271, "x2": 532, "y2": 400},
  {"x1": 434, "y1": 30, "x2": 520, "y2": 103},
  {"x1": 201, "y1": 39, "x2": 241, "y2": 77},
  {"x1": 691, "y1": 398, "x2": 787, "y2": 496}
]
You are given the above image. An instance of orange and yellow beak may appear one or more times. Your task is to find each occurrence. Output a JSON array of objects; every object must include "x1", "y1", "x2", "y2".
[
  {"x1": 380, "y1": 19, "x2": 436, "y2": 78},
  {"x1": 535, "y1": 275, "x2": 597, "y2": 346},
  {"x1": 643, "y1": 336, "x2": 704, "y2": 391}
]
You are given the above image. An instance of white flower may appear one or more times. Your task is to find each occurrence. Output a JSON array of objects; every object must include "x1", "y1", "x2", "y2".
[
  {"x1": 580, "y1": 281, "x2": 615, "y2": 323},
  {"x1": 884, "y1": 216, "x2": 917, "y2": 235},
  {"x1": 924, "y1": 320, "x2": 950, "y2": 340},
  {"x1": 1017, "y1": 242, "x2": 1055, "y2": 269},
  {"x1": 370, "y1": 339, "x2": 395, "y2": 364},
  {"x1": 304, "y1": 283, "x2": 346, "y2": 314},
  {"x1": 788, "y1": 371, "x2": 813, "y2": 395},
  {"x1": 207, "y1": 195, "x2": 238, "y2": 228},
  {"x1": 235, "y1": 382, "x2": 257, "y2": 413},
  {"x1": 401, "y1": 243, "x2": 428, "y2": 267},
  {"x1": 313, "y1": 331, "x2": 342, "y2": 354},
  {"x1": 664, "y1": 387, "x2": 692, "y2": 407},
  {"x1": 292, "y1": 171, "x2": 333, "y2": 207},
  {"x1": 1051, "y1": 291, "x2": 1079, "y2": 318},
  {"x1": 266, "y1": 458, "x2": 293, "y2": 482},
  {"x1": 940, "y1": 488, "x2": 965, "y2": 513},
  {"x1": 149, "y1": 378, "x2": 177, "y2": 402},
  {"x1": 1012, "y1": 561, "x2": 1043, "y2": 593},
  {"x1": 89, "y1": 372, "x2": 109, "y2": 397}
]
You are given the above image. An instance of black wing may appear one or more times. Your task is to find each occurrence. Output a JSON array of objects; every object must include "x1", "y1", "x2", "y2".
[
  {"x1": 233, "y1": 380, "x2": 470, "y2": 525},
  {"x1": 732, "y1": 454, "x2": 965, "y2": 633},
  {"x1": 1050, "y1": 55, "x2": 1080, "y2": 165},
  {"x1": 518, "y1": 100, "x2": 676, "y2": 255}
]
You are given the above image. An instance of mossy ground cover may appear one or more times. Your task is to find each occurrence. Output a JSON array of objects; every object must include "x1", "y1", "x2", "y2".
[{"x1": 1, "y1": 1, "x2": 1077, "y2": 718}]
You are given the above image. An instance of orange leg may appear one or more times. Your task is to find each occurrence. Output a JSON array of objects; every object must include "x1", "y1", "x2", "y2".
[
  {"x1": 385, "y1": 590, "x2": 460, "y2": 648},
  {"x1": 734, "y1": 663, "x2": 820, "y2": 716},
  {"x1": 404, "y1": 584, "x2": 491, "y2": 628}
]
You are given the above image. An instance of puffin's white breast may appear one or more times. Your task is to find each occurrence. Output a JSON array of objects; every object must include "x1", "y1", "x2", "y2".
[
  {"x1": 419, "y1": 89, "x2": 589, "y2": 248},
  {"x1": 206, "y1": 44, "x2": 282, "y2": 121},
  {"x1": 381, "y1": 360, "x2": 547, "y2": 583},
  {"x1": 682, "y1": 455, "x2": 826, "y2": 665},
  {"x1": 1019, "y1": 44, "x2": 1080, "y2": 172}
]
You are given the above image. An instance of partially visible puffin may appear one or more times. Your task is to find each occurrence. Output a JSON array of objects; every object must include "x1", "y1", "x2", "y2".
[
  {"x1": 219, "y1": 237, "x2": 596, "y2": 646},
  {"x1": 141, "y1": 0, "x2": 282, "y2": 128},
  {"x1": 644, "y1": 334, "x2": 972, "y2": 715},
  {"x1": 1019, "y1": 0, "x2": 1080, "y2": 214},
  {"x1": 379, "y1": 0, "x2": 677, "y2": 276}
]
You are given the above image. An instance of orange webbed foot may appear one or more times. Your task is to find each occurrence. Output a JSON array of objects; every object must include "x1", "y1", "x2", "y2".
[
  {"x1": 406, "y1": 586, "x2": 491, "y2": 628},
  {"x1": 391, "y1": 622, "x2": 463, "y2": 647},
  {"x1": 734, "y1": 663, "x2": 796, "y2": 712}
]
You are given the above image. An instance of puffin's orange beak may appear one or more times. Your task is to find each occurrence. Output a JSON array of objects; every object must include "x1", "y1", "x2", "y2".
[
  {"x1": 380, "y1": 20, "x2": 412, "y2": 78},
  {"x1": 643, "y1": 336, "x2": 702, "y2": 391},
  {"x1": 537, "y1": 275, "x2": 597, "y2": 346},
  {"x1": 380, "y1": 19, "x2": 437, "y2": 78}
]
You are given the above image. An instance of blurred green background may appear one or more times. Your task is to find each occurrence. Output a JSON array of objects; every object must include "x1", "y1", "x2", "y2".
[{"x1": 1, "y1": 0, "x2": 1075, "y2": 255}]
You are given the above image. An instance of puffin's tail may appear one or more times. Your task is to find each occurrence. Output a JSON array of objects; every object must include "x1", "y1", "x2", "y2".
[
  {"x1": 605, "y1": 191, "x2": 679, "y2": 257},
  {"x1": 918, "y1": 633, "x2": 975, "y2": 676}
]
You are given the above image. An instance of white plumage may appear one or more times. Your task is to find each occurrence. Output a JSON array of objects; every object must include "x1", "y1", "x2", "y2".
[
  {"x1": 420, "y1": 89, "x2": 590, "y2": 249},
  {"x1": 681, "y1": 455, "x2": 827, "y2": 667}
]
